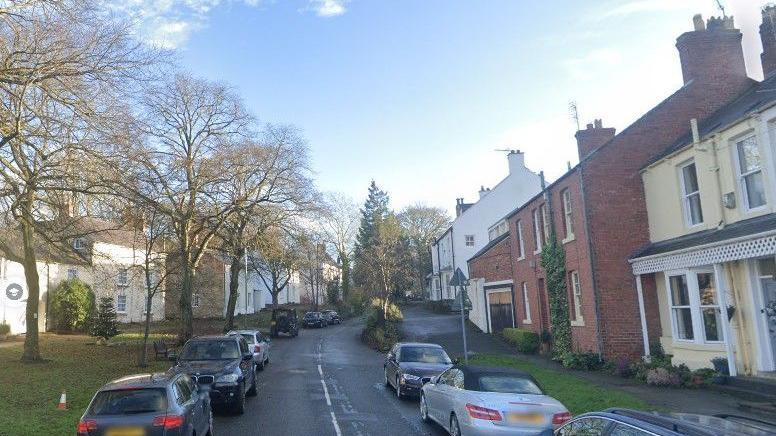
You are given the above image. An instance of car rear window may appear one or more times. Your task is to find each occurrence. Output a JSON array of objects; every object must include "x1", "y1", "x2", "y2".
[
  {"x1": 240, "y1": 334, "x2": 255, "y2": 344},
  {"x1": 477, "y1": 376, "x2": 544, "y2": 395},
  {"x1": 88, "y1": 389, "x2": 167, "y2": 416},
  {"x1": 180, "y1": 340, "x2": 240, "y2": 360}
]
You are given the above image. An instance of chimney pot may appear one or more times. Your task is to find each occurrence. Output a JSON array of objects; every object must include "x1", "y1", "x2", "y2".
[
  {"x1": 676, "y1": 14, "x2": 746, "y2": 85},
  {"x1": 693, "y1": 14, "x2": 705, "y2": 31},
  {"x1": 576, "y1": 118, "x2": 616, "y2": 160}
]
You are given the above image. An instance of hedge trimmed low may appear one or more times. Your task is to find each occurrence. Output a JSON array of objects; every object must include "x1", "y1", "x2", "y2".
[{"x1": 502, "y1": 328, "x2": 540, "y2": 354}]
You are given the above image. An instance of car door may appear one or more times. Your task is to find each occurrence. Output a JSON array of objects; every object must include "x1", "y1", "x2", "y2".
[
  {"x1": 238, "y1": 338, "x2": 254, "y2": 391},
  {"x1": 437, "y1": 368, "x2": 463, "y2": 428},
  {"x1": 385, "y1": 345, "x2": 399, "y2": 385},
  {"x1": 556, "y1": 416, "x2": 614, "y2": 436},
  {"x1": 426, "y1": 368, "x2": 451, "y2": 423},
  {"x1": 173, "y1": 377, "x2": 197, "y2": 435},
  {"x1": 183, "y1": 375, "x2": 209, "y2": 434}
]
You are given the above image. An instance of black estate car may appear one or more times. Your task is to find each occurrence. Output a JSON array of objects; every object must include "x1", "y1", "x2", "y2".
[
  {"x1": 78, "y1": 372, "x2": 213, "y2": 436},
  {"x1": 303, "y1": 311, "x2": 326, "y2": 328},
  {"x1": 321, "y1": 310, "x2": 341, "y2": 325},
  {"x1": 172, "y1": 335, "x2": 257, "y2": 414},
  {"x1": 384, "y1": 342, "x2": 453, "y2": 399}
]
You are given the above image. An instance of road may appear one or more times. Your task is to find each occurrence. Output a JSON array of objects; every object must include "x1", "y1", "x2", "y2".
[{"x1": 214, "y1": 307, "x2": 451, "y2": 436}]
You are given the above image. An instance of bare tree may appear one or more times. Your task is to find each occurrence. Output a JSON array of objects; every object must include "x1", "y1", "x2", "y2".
[
  {"x1": 319, "y1": 192, "x2": 359, "y2": 300},
  {"x1": 297, "y1": 231, "x2": 330, "y2": 311},
  {"x1": 130, "y1": 73, "x2": 251, "y2": 342},
  {"x1": 0, "y1": 0, "x2": 157, "y2": 361},
  {"x1": 359, "y1": 213, "x2": 411, "y2": 317},
  {"x1": 397, "y1": 204, "x2": 451, "y2": 297},
  {"x1": 251, "y1": 227, "x2": 298, "y2": 308}
]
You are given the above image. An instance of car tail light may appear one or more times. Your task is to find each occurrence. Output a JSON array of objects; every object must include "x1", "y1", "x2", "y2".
[
  {"x1": 254, "y1": 345, "x2": 261, "y2": 353},
  {"x1": 465, "y1": 403, "x2": 502, "y2": 421},
  {"x1": 552, "y1": 411, "x2": 572, "y2": 426},
  {"x1": 76, "y1": 419, "x2": 97, "y2": 435},
  {"x1": 152, "y1": 414, "x2": 185, "y2": 429}
]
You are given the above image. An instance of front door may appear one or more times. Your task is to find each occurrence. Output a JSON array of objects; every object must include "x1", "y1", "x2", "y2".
[
  {"x1": 488, "y1": 291, "x2": 513, "y2": 333},
  {"x1": 757, "y1": 258, "x2": 776, "y2": 370}
]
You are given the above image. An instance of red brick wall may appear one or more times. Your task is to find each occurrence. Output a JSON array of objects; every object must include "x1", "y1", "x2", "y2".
[{"x1": 468, "y1": 236, "x2": 513, "y2": 283}]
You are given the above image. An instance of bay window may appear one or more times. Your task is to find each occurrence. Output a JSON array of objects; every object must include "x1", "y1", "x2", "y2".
[{"x1": 666, "y1": 270, "x2": 723, "y2": 344}]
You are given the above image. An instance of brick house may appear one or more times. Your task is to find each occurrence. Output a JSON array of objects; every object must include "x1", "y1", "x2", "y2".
[{"x1": 469, "y1": 13, "x2": 758, "y2": 360}]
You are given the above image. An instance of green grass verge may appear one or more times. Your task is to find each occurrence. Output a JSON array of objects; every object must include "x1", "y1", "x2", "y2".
[
  {"x1": 0, "y1": 334, "x2": 170, "y2": 436},
  {"x1": 469, "y1": 354, "x2": 650, "y2": 415}
]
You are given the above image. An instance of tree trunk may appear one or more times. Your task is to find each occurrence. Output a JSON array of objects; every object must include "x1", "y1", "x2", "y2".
[
  {"x1": 340, "y1": 254, "x2": 350, "y2": 301},
  {"x1": 178, "y1": 258, "x2": 194, "y2": 344},
  {"x1": 20, "y1": 214, "x2": 42, "y2": 362},
  {"x1": 223, "y1": 248, "x2": 243, "y2": 332},
  {"x1": 139, "y1": 294, "x2": 152, "y2": 367}
]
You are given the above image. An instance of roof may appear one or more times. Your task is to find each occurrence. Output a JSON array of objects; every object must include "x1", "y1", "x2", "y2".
[
  {"x1": 631, "y1": 214, "x2": 776, "y2": 260},
  {"x1": 102, "y1": 373, "x2": 172, "y2": 390},
  {"x1": 189, "y1": 335, "x2": 234, "y2": 341},
  {"x1": 592, "y1": 408, "x2": 776, "y2": 436},
  {"x1": 646, "y1": 74, "x2": 776, "y2": 168},
  {"x1": 432, "y1": 225, "x2": 453, "y2": 245},
  {"x1": 467, "y1": 231, "x2": 510, "y2": 263}
]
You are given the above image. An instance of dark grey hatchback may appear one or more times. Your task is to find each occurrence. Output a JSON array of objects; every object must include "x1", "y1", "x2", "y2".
[{"x1": 77, "y1": 372, "x2": 213, "y2": 436}]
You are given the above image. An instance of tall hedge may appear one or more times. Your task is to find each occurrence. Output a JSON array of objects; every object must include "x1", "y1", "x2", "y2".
[{"x1": 49, "y1": 279, "x2": 95, "y2": 332}]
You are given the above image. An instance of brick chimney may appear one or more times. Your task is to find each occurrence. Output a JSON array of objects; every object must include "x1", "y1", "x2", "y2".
[
  {"x1": 675, "y1": 14, "x2": 747, "y2": 85},
  {"x1": 761, "y1": 5, "x2": 776, "y2": 78},
  {"x1": 575, "y1": 119, "x2": 616, "y2": 160}
]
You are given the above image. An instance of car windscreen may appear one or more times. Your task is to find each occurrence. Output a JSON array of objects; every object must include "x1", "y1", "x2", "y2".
[
  {"x1": 304, "y1": 312, "x2": 319, "y2": 318},
  {"x1": 477, "y1": 376, "x2": 544, "y2": 395},
  {"x1": 88, "y1": 389, "x2": 168, "y2": 416},
  {"x1": 399, "y1": 346, "x2": 451, "y2": 364},
  {"x1": 239, "y1": 334, "x2": 255, "y2": 344},
  {"x1": 180, "y1": 340, "x2": 240, "y2": 360}
]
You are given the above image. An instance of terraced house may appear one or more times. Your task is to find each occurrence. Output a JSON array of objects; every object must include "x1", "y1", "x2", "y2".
[{"x1": 468, "y1": 12, "x2": 767, "y2": 361}]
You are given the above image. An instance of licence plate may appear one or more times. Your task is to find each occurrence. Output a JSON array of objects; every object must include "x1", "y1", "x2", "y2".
[
  {"x1": 106, "y1": 427, "x2": 146, "y2": 436},
  {"x1": 507, "y1": 412, "x2": 544, "y2": 424}
]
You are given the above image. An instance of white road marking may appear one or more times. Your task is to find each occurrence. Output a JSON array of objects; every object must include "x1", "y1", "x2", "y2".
[
  {"x1": 330, "y1": 411, "x2": 343, "y2": 436},
  {"x1": 318, "y1": 364, "x2": 323, "y2": 377},
  {"x1": 321, "y1": 379, "x2": 332, "y2": 406},
  {"x1": 318, "y1": 358, "x2": 343, "y2": 435}
]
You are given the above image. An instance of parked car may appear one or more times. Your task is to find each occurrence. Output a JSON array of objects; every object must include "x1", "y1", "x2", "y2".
[
  {"x1": 270, "y1": 307, "x2": 299, "y2": 337},
  {"x1": 322, "y1": 310, "x2": 341, "y2": 325},
  {"x1": 77, "y1": 372, "x2": 213, "y2": 436},
  {"x1": 384, "y1": 342, "x2": 453, "y2": 399},
  {"x1": 171, "y1": 335, "x2": 257, "y2": 414},
  {"x1": 303, "y1": 311, "x2": 326, "y2": 328},
  {"x1": 555, "y1": 409, "x2": 776, "y2": 436},
  {"x1": 420, "y1": 365, "x2": 570, "y2": 436},
  {"x1": 228, "y1": 329, "x2": 271, "y2": 371}
]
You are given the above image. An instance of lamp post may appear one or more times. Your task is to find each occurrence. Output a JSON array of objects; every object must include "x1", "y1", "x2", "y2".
[{"x1": 449, "y1": 267, "x2": 469, "y2": 364}]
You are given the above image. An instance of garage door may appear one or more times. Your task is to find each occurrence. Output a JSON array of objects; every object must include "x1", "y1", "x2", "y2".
[{"x1": 488, "y1": 291, "x2": 514, "y2": 333}]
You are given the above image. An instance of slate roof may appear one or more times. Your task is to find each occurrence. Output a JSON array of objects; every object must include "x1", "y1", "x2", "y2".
[
  {"x1": 467, "y1": 231, "x2": 510, "y2": 263},
  {"x1": 645, "y1": 74, "x2": 776, "y2": 168},
  {"x1": 631, "y1": 213, "x2": 776, "y2": 259}
]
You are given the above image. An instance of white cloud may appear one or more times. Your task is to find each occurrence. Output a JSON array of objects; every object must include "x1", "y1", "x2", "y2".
[
  {"x1": 308, "y1": 0, "x2": 347, "y2": 17},
  {"x1": 597, "y1": 0, "x2": 708, "y2": 20}
]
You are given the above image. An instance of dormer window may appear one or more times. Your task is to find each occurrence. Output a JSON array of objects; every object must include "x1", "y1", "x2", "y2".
[
  {"x1": 73, "y1": 238, "x2": 85, "y2": 250},
  {"x1": 679, "y1": 160, "x2": 703, "y2": 226}
]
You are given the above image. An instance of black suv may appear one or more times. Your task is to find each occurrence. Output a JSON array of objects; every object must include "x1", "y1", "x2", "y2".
[
  {"x1": 172, "y1": 335, "x2": 257, "y2": 414},
  {"x1": 303, "y1": 311, "x2": 326, "y2": 328}
]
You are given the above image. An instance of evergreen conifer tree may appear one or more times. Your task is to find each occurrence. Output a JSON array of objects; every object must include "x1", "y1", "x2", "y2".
[{"x1": 92, "y1": 297, "x2": 120, "y2": 341}]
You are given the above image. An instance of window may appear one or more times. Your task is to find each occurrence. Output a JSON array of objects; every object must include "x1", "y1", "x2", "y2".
[
  {"x1": 192, "y1": 293, "x2": 200, "y2": 308},
  {"x1": 570, "y1": 271, "x2": 583, "y2": 322},
  {"x1": 736, "y1": 135, "x2": 766, "y2": 210},
  {"x1": 521, "y1": 282, "x2": 531, "y2": 323},
  {"x1": 680, "y1": 161, "x2": 703, "y2": 226},
  {"x1": 532, "y1": 209, "x2": 542, "y2": 253},
  {"x1": 557, "y1": 417, "x2": 611, "y2": 436},
  {"x1": 666, "y1": 270, "x2": 723, "y2": 344},
  {"x1": 516, "y1": 220, "x2": 525, "y2": 259},
  {"x1": 116, "y1": 294, "x2": 127, "y2": 313},
  {"x1": 67, "y1": 268, "x2": 78, "y2": 280},
  {"x1": 465, "y1": 235, "x2": 475, "y2": 247},
  {"x1": 73, "y1": 238, "x2": 85, "y2": 250},
  {"x1": 117, "y1": 268, "x2": 129, "y2": 286},
  {"x1": 488, "y1": 221, "x2": 508, "y2": 241},
  {"x1": 540, "y1": 204, "x2": 550, "y2": 243},
  {"x1": 562, "y1": 189, "x2": 574, "y2": 239}
]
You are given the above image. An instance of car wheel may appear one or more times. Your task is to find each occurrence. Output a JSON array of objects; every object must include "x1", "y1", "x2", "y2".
[
  {"x1": 232, "y1": 384, "x2": 246, "y2": 415},
  {"x1": 449, "y1": 414, "x2": 461, "y2": 436},
  {"x1": 247, "y1": 374, "x2": 258, "y2": 397},
  {"x1": 395, "y1": 376, "x2": 403, "y2": 399},
  {"x1": 420, "y1": 394, "x2": 430, "y2": 422}
]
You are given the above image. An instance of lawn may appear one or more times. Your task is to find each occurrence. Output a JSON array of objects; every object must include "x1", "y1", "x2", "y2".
[
  {"x1": 0, "y1": 334, "x2": 171, "y2": 436},
  {"x1": 469, "y1": 354, "x2": 650, "y2": 415}
]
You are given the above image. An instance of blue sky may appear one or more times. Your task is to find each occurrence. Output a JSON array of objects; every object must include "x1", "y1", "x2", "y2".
[{"x1": 119, "y1": 0, "x2": 770, "y2": 214}]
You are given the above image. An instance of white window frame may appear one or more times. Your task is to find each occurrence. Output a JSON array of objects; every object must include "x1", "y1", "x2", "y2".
[
  {"x1": 532, "y1": 209, "x2": 542, "y2": 254},
  {"x1": 516, "y1": 220, "x2": 525, "y2": 260},
  {"x1": 664, "y1": 269, "x2": 724, "y2": 345},
  {"x1": 734, "y1": 134, "x2": 767, "y2": 211},
  {"x1": 521, "y1": 282, "x2": 531, "y2": 324},
  {"x1": 144, "y1": 295, "x2": 153, "y2": 314},
  {"x1": 562, "y1": 189, "x2": 574, "y2": 242},
  {"x1": 116, "y1": 294, "x2": 127, "y2": 313},
  {"x1": 67, "y1": 268, "x2": 78, "y2": 280},
  {"x1": 570, "y1": 271, "x2": 584, "y2": 325},
  {"x1": 465, "y1": 234, "x2": 475, "y2": 247},
  {"x1": 679, "y1": 160, "x2": 704, "y2": 227},
  {"x1": 117, "y1": 268, "x2": 129, "y2": 286},
  {"x1": 540, "y1": 204, "x2": 550, "y2": 243}
]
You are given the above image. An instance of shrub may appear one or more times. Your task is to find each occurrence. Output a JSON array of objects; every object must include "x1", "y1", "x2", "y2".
[
  {"x1": 361, "y1": 298, "x2": 403, "y2": 351},
  {"x1": 49, "y1": 279, "x2": 95, "y2": 332},
  {"x1": 0, "y1": 322, "x2": 10, "y2": 336},
  {"x1": 501, "y1": 328, "x2": 540, "y2": 354},
  {"x1": 711, "y1": 357, "x2": 729, "y2": 376},
  {"x1": 91, "y1": 297, "x2": 120, "y2": 340},
  {"x1": 560, "y1": 352, "x2": 605, "y2": 370},
  {"x1": 646, "y1": 367, "x2": 682, "y2": 387},
  {"x1": 690, "y1": 368, "x2": 717, "y2": 387},
  {"x1": 610, "y1": 357, "x2": 634, "y2": 378}
]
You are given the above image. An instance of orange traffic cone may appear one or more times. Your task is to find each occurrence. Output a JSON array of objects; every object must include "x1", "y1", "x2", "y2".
[{"x1": 57, "y1": 391, "x2": 67, "y2": 410}]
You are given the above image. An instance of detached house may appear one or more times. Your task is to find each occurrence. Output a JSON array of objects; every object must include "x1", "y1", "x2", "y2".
[{"x1": 468, "y1": 13, "x2": 758, "y2": 360}]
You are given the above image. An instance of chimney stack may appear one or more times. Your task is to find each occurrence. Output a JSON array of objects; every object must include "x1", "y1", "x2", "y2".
[
  {"x1": 575, "y1": 118, "x2": 616, "y2": 160},
  {"x1": 506, "y1": 149, "x2": 525, "y2": 175},
  {"x1": 761, "y1": 5, "x2": 776, "y2": 78},
  {"x1": 675, "y1": 14, "x2": 746, "y2": 85}
]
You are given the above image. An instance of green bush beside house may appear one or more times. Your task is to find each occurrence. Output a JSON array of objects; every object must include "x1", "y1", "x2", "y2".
[
  {"x1": 501, "y1": 328, "x2": 540, "y2": 354},
  {"x1": 49, "y1": 279, "x2": 96, "y2": 333}
]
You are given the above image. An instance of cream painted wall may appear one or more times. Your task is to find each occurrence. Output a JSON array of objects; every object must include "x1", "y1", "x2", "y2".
[{"x1": 642, "y1": 107, "x2": 776, "y2": 243}]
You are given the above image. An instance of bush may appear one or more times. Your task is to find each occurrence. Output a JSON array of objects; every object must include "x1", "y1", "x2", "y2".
[
  {"x1": 632, "y1": 355, "x2": 694, "y2": 388},
  {"x1": 646, "y1": 367, "x2": 682, "y2": 386},
  {"x1": 501, "y1": 328, "x2": 540, "y2": 354},
  {"x1": 91, "y1": 297, "x2": 120, "y2": 341},
  {"x1": 361, "y1": 298, "x2": 403, "y2": 351},
  {"x1": 0, "y1": 322, "x2": 10, "y2": 336},
  {"x1": 49, "y1": 279, "x2": 95, "y2": 332},
  {"x1": 611, "y1": 357, "x2": 634, "y2": 378},
  {"x1": 561, "y1": 352, "x2": 605, "y2": 370}
]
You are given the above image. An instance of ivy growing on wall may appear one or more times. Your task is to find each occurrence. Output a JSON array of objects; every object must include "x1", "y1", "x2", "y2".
[{"x1": 540, "y1": 232, "x2": 572, "y2": 360}]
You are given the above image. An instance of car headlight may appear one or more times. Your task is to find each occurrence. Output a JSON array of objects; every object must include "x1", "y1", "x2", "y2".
[
  {"x1": 402, "y1": 374, "x2": 421, "y2": 382},
  {"x1": 216, "y1": 373, "x2": 239, "y2": 384}
]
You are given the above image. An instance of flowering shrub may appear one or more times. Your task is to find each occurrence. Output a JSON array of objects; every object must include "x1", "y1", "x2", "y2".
[{"x1": 646, "y1": 367, "x2": 682, "y2": 386}]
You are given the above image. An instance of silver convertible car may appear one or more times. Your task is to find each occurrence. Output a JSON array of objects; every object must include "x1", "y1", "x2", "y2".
[{"x1": 420, "y1": 365, "x2": 571, "y2": 436}]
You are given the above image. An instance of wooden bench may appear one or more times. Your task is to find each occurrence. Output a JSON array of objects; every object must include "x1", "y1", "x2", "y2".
[{"x1": 153, "y1": 340, "x2": 169, "y2": 360}]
